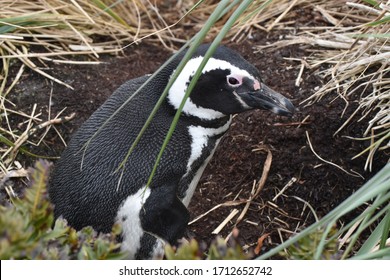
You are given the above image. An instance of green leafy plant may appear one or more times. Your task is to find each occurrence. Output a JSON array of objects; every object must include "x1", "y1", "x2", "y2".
[
  {"x1": 0, "y1": 160, "x2": 124, "y2": 260},
  {"x1": 280, "y1": 226, "x2": 341, "y2": 260},
  {"x1": 165, "y1": 236, "x2": 249, "y2": 260}
]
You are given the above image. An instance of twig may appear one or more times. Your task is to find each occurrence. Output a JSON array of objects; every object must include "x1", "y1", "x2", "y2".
[
  {"x1": 0, "y1": 168, "x2": 29, "y2": 188},
  {"x1": 234, "y1": 147, "x2": 272, "y2": 229},
  {"x1": 70, "y1": 0, "x2": 96, "y2": 24},
  {"x1": 212, "y1": 209, "x2": 239, "y2": 235},
  {"x1": 295, "y1": 60, "x2": 305, "y2": 87},
  {"x1": 315, "y1": 5, "x2": 341, "y2": 26},
  {"x1": 188, "y1": 199, "x2": 245, "y2": 225},
  {"x1": 266, "y1": 201, "x2": 290, "y2": 217},
  {"x1": 298, "y1": 115, "x2": 311, "y2": 128},
  {"x1": 234, "y1": 181, "x2": 257, "y2": 227},
  {"x1": 305, "y1": 131, "x2": 363, "y2": 178},
  {"x1": 2, "y1": 41, "x2": 74, "y2": 89},
  {"x1": 371, "y1": 238, "x2": 390, "y2": 253},
  {"x1": 7, "y1": 112, "x2": 76, "y2": 159},
  {"x1": 272, "y1": 177, "x2": 297, "y2": 202},
  {"x1": 338, "y1": 52, "x2": 390, "y2": 72},
  {"x1": 291, "y1": 195, "x2": 319, "y2": 222},
  {"x1": 338, "y1": 208, "x2": 368, "y2": 249},
  {"x1": 346, "y1": 2, "x2": 381, "y2": 15},
  {"x1": 266, "y1": 0, "x2": 299, "y2": 32}
]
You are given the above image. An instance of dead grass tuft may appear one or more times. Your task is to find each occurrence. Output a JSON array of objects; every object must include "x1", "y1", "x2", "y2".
[{"x1": 256, "y1": 0, "x2": 390, "y2": 170}]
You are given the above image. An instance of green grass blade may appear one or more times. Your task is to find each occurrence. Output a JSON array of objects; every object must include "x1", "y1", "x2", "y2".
[
  {"x1": 0, "y1": 134, "x2": 56, "y2": 159},
  {"x1": 91, "y1": 0, "x2": 129, "y2": 27},
  {"x1": 314, "y1": 223, "x2": 335, "y2": 259},
  {"x1": 361, "y1": 0, "x2": 380, "y2": 7},
  {"x1": 357, "y1": 214, "x2": 390, "y2": 254},
  {"x1": 368, "y1": 15, "x2": 390, "y2": 26},
  {"x1": 341, "y1": 198, "x2": 390, "y2": 258},
  {"x1": 349, "y1": 247, "x2": 390, "y2": 260},
  {"x1": 380, "y1": 209, "x2": 390, "y2": 249},
  {"x1": 352, "y1": 33, "x2": 390, "y2": 39}
]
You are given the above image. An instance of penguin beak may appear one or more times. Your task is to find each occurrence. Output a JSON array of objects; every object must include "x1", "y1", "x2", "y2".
[{"x1": 240, "y1": 83, "x2": 295, "y2": 117}]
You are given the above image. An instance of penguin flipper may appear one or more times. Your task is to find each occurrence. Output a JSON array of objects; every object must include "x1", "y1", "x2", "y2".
[{"x1": 140, "y1": 184, "x2": 189, "y2": 244}]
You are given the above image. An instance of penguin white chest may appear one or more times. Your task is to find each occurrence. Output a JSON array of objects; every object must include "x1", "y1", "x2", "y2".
[{"x1": 181, "y1": 119, "x2": 231, "y2": 207}]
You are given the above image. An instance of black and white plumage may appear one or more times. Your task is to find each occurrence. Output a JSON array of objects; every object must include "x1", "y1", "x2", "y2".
[{"x1": 49, "y1": 44, "x2": 295, "y2": 259}]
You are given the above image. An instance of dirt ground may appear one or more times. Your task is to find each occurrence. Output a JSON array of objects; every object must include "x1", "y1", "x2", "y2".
[{"x1": 3, "y1": 21, "x2": 389, "y2": 257}]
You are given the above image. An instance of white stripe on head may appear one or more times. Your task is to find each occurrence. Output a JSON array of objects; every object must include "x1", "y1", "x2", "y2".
[{"x1": 167, "y1": 56, "x2": 257, "y2": 120}]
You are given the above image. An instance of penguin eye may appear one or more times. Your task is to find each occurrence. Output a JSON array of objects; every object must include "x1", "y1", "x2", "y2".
[{"x1": 227, "y1": 76, "x2": 241, "y2": 87}]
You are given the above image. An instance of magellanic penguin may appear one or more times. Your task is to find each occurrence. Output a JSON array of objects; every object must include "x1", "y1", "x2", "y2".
[{"x1": 49, "y1": 44, "x2": 295, "y2": 259}]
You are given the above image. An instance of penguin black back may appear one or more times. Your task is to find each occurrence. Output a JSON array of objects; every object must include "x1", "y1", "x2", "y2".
[{"x1": 49, "y1": 44, "x2": 295, "y2": 259}]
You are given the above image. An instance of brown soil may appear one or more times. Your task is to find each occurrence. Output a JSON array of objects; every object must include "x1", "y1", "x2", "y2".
[{"x1": 3, "y1": 27, "x2": 388, "y2": 257}]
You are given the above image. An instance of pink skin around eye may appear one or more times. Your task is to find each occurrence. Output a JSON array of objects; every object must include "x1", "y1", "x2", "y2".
[
  {"x1": 254, "y1": 79, "x2": 261, "y2": 91},
  {"x1": 228, "y1": 75, "x2": 243, "y2": 86}
]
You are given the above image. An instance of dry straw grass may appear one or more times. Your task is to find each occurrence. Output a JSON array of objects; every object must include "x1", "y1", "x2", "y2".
[
  {"x1": 0, "y1": 0, "x2": 200, "y2": 181},
  {"x1": 0, "y1": 0, "x2": 195, "y2": 90},
  {"x1": 257, "y1": 0, "x2": 390, "y2": 170}
]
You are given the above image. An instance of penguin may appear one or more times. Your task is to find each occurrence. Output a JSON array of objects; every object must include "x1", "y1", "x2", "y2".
[{"x1": 48, "y1": 44, "x2": 295, "y2": 259}]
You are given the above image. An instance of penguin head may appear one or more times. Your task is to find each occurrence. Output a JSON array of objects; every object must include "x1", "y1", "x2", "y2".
[{"x1": 167, "y1": 44, "x2": 295, "y2": 120}]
